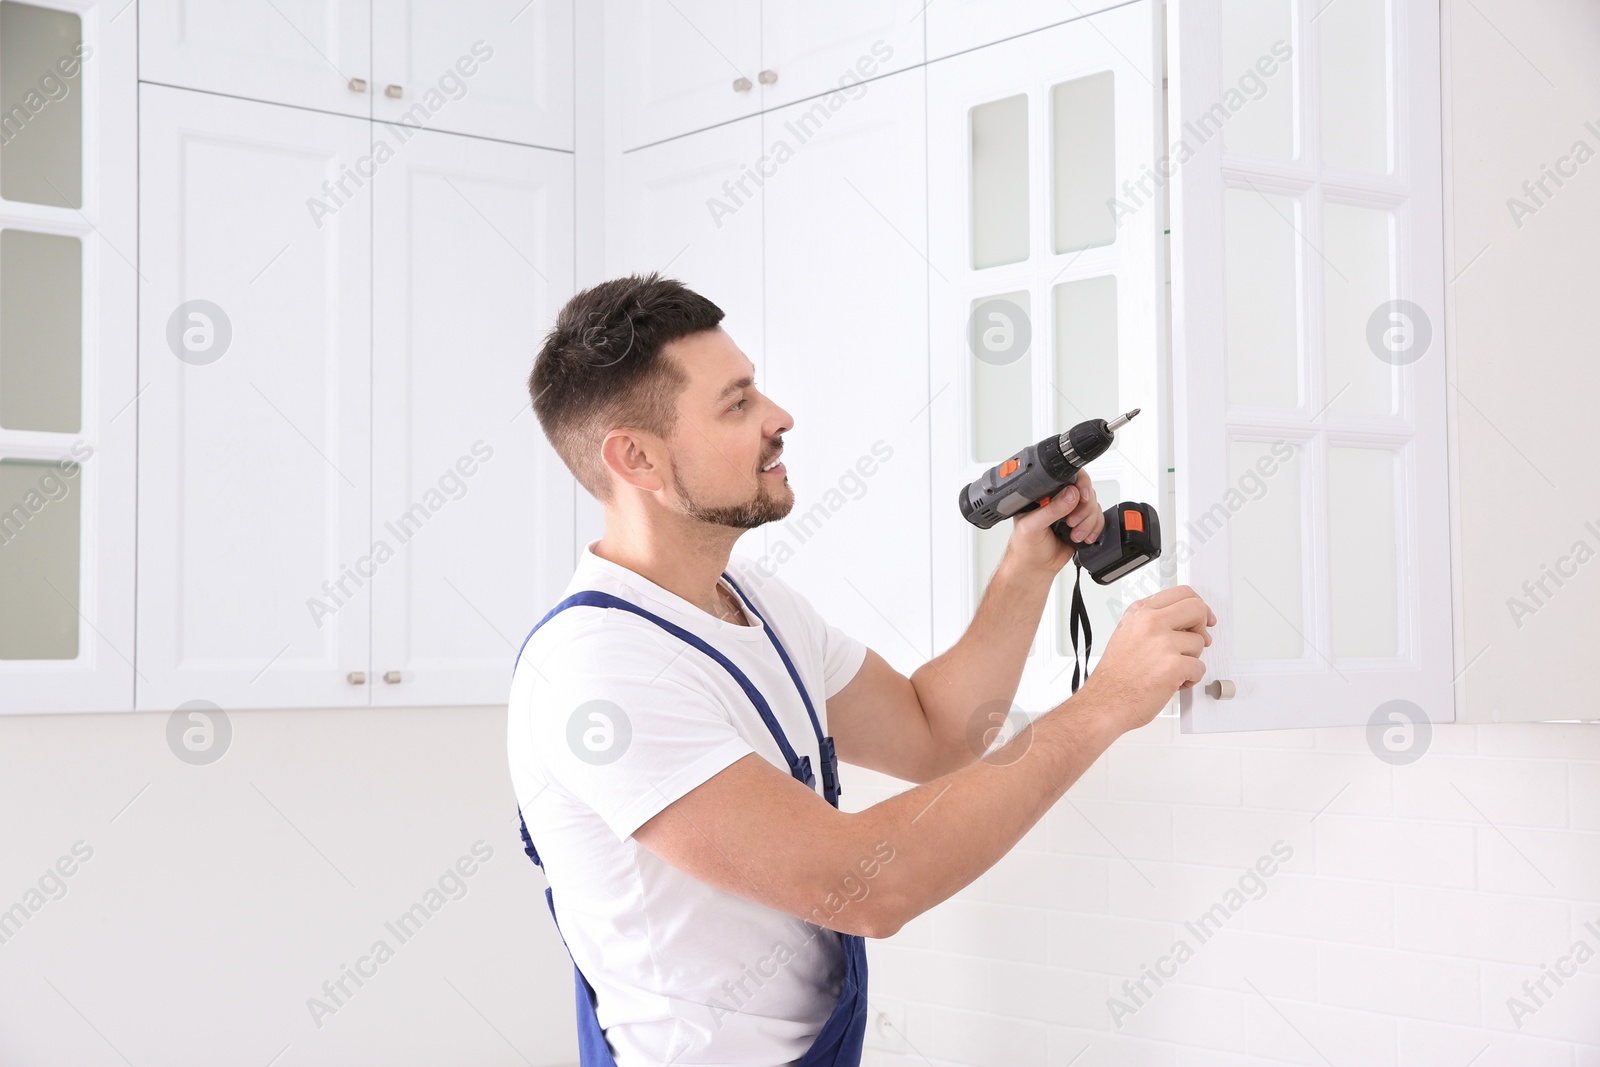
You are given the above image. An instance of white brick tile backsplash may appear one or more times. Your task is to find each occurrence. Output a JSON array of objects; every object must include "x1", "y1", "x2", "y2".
[
  {"x1": 1480, "y1": 724, "x2": 1600, "y2": 761},
  {"x1": 928, "y1": 1004, "x2": 1048, "y2": 1067},
  {"x1": 1049, "y1": 911, "x2": 1180, "y2": 975},
  {"x1": 1245, "y1": 998, "x2": 1399, "y2": 1067},
  {"x1": 1481, "y1": 962, "x2": 1600, "y2": 1045},
  {"x1": 1109, "y1": 860, "x2": 1255, "y2": 922},
  {"x1": 1392, "y1": 886, "x2": 1571, "y2": 965},
  {"x1": 1048, "y1": 1026, "x2": 1179, "y2": 1066},
  {"x1": 1241, "y1": 749, "x2": 1391, "y2": 816},
  {"x1": 1314, "y1": 722, "x2": 1478, "y2": 756},
  {"x1": 1318, "y1": 943, "x2": 1480, "y2": 1024},
  {"x1": 1048, "y1": 798, "x2": 1174, "y2": 861},
  {"x1": 979, "y1": 849, "x2": 1108, "y2": 912},
  {"x1": 870, "y1": 729, "x2": 1600, "y2": 1064},
  {"x1": 1398, "y1": 1018, "x2": 1577, "y2": 1067},
  {"x1": 931, "y1": 900, "x2": 1049, "y2": 963},
  {"x1": 1314, "y1": 814, "x2": 1477, "y2": 887},
  {"x1": 1106, "y1": 743, "x2": 1243, "y2": 806},
  {"x1": 1393, "y1": 756, "x2": 1571, "y2": 827},
  {"x1": 1112, "y1": 980, "x2": 1249, "y2": 1053},
  {"x1": 1476, "y1": 827, "x2": 1600, "y2": 900},
  {"x1": 1172, "y1": 928, "x2": 1319, "y2": 1003},
  {"x1": 1170, "y1": 807, "x2": 1315, "y2": 872},
  {"x1": 987, "y1": 961, "x2": 1108, "y2": 1028},
  {"x1": 870, "y1": 945, "x2": 987, "y2": 1011},
  {"x1": 1573, "y1": 762, "x2": 1600, "y2": 832},
  {"x1": 1240, "y1": 873, "x2": 1395, "y2": 946}
]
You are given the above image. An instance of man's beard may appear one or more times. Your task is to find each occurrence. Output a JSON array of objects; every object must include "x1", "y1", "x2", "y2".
[{"x1": 676, "y1": 471, "x2": 793, "y2": 530}]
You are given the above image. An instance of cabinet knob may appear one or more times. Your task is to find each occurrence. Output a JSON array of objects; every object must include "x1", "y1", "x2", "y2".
[
  {"x1": 348, "y1": 77, "x2": 368, "y2": 93},
  {"x1": 347, "y1": 671, "x2": 366, "y2": 685},
  {"x1": 758, "y1": 69, "x2": 778, "y2": 85},
  {"x1": 732, "y1": 76, "x2": 752, "y2": 92},
  {"x1": 384, "y1": 84, "x2": 403, "y2": 99},
  {"x1": 383, "y1": 670, "x2": 403, "y2": 684},
  {"x1": 1205, "y1": 679, "x2": 1236, "y2": 700}
]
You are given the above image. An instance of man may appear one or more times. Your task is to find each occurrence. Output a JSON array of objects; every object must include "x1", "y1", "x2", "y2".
[{"x1": 507, "y1": 273, "x2": 1214, "y2": 1067}]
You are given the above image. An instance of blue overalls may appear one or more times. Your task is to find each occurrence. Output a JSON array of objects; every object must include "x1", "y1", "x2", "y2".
[{"x1": 513, "y1": 571, "x2": 870, "y2": 1067}]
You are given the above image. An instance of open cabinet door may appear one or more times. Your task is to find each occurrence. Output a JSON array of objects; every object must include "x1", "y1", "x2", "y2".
[{"x1": 1168, "y1": 0, "x2": 1454, "y2": 732}]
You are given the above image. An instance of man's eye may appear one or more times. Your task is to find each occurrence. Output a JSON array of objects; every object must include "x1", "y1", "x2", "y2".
[{"x1": 730, "y1": 398, "x2": 746, "y2": 412}]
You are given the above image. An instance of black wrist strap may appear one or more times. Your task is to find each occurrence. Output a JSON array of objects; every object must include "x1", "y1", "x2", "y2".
[{"x1": 1069, "y1": 557, "x2": 1093, "y2": 693}]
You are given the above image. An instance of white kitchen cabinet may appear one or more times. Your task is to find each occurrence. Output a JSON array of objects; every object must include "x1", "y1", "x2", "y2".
[
  {"x1": 607, "y1": 113, "x2": 765, "y2": 374},
  {"x1": 758, "y1": 0, "x2": 923, "y2": 112},
  {"x1": 1168, "y1": 0, "x2": 1452, "y2": 731},
  {"x1": 372, "y1": 0, "x2": 574, "y2": 149},
  {"x1": 610, "y1": 0, "x2": 761, "y2": 150},
  {"x1": 139, "y1": 0, "x2": 373, "y2": 118},
  {"x1": 923, "y1": 0, "x2": 1132, "y2": 62},
  {"x1": 370, "y1": 127, "x2": 575, "y2": 706},
  {"x1": 611, "y1": 0, "x2": 923, "y2": 150},
  {"x1": 136, "y1": 85, "x2": 373, "y2": 711},
  {"x1": 926, "y1": 1, "x2": 1166, "y2": 713},
  {"x1": 0, "y1": 0, "x2": 137, "y2": 714},
  {"x1": 758, "y1": 66, "x2": 931, "y2": 678},
  {"x1": 141, "y1": 0, "x2": 573, "y2": 147}
]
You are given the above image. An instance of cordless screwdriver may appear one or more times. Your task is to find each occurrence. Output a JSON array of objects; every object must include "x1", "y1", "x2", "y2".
[{"x1": 957, "y1": 409, "x2": 1161, "y2": 586}]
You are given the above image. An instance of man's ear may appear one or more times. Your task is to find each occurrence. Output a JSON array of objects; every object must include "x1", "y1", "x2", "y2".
[{"x1": 600, "y1": 429, "x2": 667, "y2": 493}]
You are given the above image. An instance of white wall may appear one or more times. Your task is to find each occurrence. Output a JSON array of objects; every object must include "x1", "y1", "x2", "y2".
[
  {"x1": 0, "y1": 705, "x2": 578, "y2": 1066},
  {"x1": 851, "y1": 720, "x2": 1600, "y2": 1065}
]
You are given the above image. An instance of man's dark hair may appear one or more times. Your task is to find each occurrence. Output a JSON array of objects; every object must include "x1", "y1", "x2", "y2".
[{"x1": 529, "y1": 272, "x2": 725, "y2": 501}]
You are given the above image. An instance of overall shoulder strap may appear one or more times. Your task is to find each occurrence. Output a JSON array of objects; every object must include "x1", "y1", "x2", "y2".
[{"x1": 512, "y1": 589, "x2": 813, "y2": 790}]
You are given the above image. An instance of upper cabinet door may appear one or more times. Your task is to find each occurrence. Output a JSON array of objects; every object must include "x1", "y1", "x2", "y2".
[
  {"x1": 371, "y1": 0, "x2": 574, "y2": 149},
  {"x1": 759, "y1": 67, "x2": 930, "y2": 680},
  {"x1": 0, "y1": 0, "x2": 136, "y2": 714},
  {"x1": 1169, "y1": 0, "x2": 1451, "y2": 732},
  {"x1": 137, "y1": 86, "x2": 373, "y2": 712},
  {"x1": 610, "y1": 0, "x2": 762, "y2": 150},
  {"x1": 607, "y1": 113, "x2": 764, "y2": 366},
  {"x1": 139, "y1": 0, "x2": 372, "y2": 117},
  {"x1": 369, "y1": 128, "x2": 575, "y2": 707},
  {"x1": 757, "y1": 0, "x2": 923, "y2": 111},
  {"x1": 927, "y1": 2, "x2": 1166, "y2": 713},
  {"x1": 924, "y1": 0, "x2": 1131, "y2": 62}
]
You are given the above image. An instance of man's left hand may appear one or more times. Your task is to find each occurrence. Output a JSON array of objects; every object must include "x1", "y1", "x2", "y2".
[{"x1": 1003, "y1": 470, "x2": 1105, "y2": 577}]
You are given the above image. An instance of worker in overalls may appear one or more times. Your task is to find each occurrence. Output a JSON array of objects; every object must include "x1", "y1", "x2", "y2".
[{"x1": 507, "y1": 272, "x2": 1214, "y2": 1066}]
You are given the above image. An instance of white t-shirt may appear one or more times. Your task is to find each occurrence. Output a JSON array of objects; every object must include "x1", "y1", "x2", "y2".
[{"x1": 506, "y1": 540, "x2": 868, "y2": 1067}]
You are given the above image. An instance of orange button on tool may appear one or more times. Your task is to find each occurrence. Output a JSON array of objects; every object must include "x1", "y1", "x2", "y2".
[
  {"x1": 998, "y1": 458, "x2": 1020, "y2": 478},
  {"x1": 1123, "y1": 508, "x2": 1145, "y2": 533}
]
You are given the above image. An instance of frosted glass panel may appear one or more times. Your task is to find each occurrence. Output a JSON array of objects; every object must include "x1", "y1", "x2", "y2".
[
  {"x1": 971, "y1": 290, "x2": 1031, "y2": 462},
  {"x1": 0, "y1": 2, "x2": 83, "y2": 208},
  {"x1": 1322, "y1": 203, "x2": 1394, "y2": 416},
  {"x1": 1056, "y1": 477, "x2": 1123, "y2": 657},
  {"x1": 1227, "y1": 439, "x2": 1304, "y2": 659},
  {"x1": 1219, "y1": 0, "x2": 1295, "y2": 159},
  {"x1": 1328, "y1": 446, "x2": 1399, "y2": 657},
  {"x1": 0, "y1": 458, "x2": 79, "y2": 659},
  {"x1": 974, "y1": 522, "x2": 1009, "y2": 603},
  {"x1": 1225, "y1": 186, "x2": 1299, "y2": 408},
  {"x1": 0, "y1": 229, "x2": 81, "y2": 431},
  {"x1": 1050, "y1": 72, "x2": 1115, "y2": 253},
  {"x1": 1053, "y1": 276, "x2": 1118, "y2": 423},
  {"x1": 970, "y1": 94, "x2": 1029, "y2": 269},
  {"x1": 1319, "y1": 0, "x2": 1390, "y2": 174}
]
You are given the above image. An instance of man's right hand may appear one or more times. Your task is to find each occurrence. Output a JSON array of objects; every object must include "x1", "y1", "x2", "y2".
[{"x1": 1079, "y1": 584, "x2": 1215, "y2": 734}]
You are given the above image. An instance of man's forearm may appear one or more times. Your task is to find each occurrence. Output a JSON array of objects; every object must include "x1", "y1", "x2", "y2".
[
  {"x1": 844, "y1": 682, "x2": 1120, "y2": 936},
  {"x1": 909, "y1": 548, "x2": 1060, "y2": 770}
]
